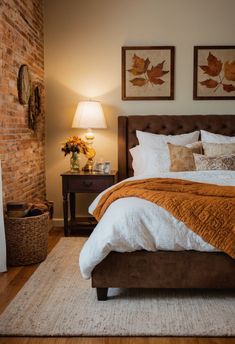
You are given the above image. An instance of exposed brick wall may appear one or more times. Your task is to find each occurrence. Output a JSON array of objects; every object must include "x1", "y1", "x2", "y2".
[{"x1": 0, "y1": 0, "x2": 45, "y2": 204}]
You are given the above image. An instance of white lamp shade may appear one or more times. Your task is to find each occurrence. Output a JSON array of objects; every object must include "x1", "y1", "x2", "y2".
[{"x1": 72, "y1": 100, "x2": 107, "y2": 129}]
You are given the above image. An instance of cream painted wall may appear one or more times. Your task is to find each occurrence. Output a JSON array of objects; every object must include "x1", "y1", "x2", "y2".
[{"x1": 44, "y1": 0, "x2": 235, "y2": 220}]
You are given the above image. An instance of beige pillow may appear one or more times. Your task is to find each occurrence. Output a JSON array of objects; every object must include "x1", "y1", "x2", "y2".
[
  {"x1": 193, "y1": 154, "x2": 235, "y2": 171},
  {"x1": 203, "y1": 142, "x2": 235, "y2": 156},
  {"x1": 168, "y1": 142, "x2": 203, "y2": 172}
]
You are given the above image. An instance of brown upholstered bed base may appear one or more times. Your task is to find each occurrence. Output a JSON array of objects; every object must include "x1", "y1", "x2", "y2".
[
  {"x1": 92, "y1": 251, "x2": 235, "y2": 300},
  {"x1": 91, "y1": 115, "x2": 235, "y2": 300}
]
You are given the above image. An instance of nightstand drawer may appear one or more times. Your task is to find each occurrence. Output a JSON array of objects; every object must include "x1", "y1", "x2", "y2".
[{"x1": 68, "y1": 176, "x2": 114, "y2": 193}]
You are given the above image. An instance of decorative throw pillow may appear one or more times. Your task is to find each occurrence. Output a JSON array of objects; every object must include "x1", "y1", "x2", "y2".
[
  {"x1": 202, "y1": 143, "x2": 235, "y2": 156},
  {"x1": 167, "y1": 142, "x2": 203, "y2": 172},
  {"x1": 201, "y1": 130, "x2": 235, "y2": 143},
  {"x1": 193, "y1": 154, "x2": 235, "y2": 171}
]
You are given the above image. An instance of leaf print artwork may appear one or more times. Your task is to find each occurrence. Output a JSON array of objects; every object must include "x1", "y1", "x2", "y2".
[
  {"x1": 222, "y1": 83, "x2": 235, "y2": 92},
  {"x1": 200, "y1": 52, "x2": 222, "y2": 77},
  {"x1": 147, "y1": 62, "x2": 169, "y2": 85},
  {"x1": 224, "y1": 61, "x2": 235, "y2": 81},
  {"x1": 199, "y1": 52, "x2": 235, "y2": 94},
  {"x1": 130, "y1": 78, "x2": 147, "y2": 86},
  {"x1": 122, "y1": 46, "x2": 174, "y2": 100},
  {"x1": 128, "y1": 54, "x2": 150, "y2": 75},
  {"x1": 200, "y1": 79, "x2": 218, "y2": 88},
  {"x1": 128, "y1": 54, "x2": 169, "y2": 88},
  {"x1": 194, "y1": 46, "x2": 235, "y2": 100}
]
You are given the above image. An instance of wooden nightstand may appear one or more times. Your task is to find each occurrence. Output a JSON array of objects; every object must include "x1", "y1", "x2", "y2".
[{"x1": 61, "y1": 170, "x2": 118, "y2": 236}]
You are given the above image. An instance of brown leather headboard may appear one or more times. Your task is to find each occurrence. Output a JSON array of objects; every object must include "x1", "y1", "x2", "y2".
[{"x1": 118, "y1": 115, "x2": 235, "y2": 181}]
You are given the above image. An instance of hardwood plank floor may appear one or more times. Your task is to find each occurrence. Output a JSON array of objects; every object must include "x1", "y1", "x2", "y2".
[{"x1": 0, "y1": 227, "x2": 234, "y2": 344}]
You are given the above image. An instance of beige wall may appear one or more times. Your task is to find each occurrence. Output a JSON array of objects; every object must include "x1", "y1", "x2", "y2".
[{"x1": 44, "y1": 0, "x2": 235, "y2": 220}]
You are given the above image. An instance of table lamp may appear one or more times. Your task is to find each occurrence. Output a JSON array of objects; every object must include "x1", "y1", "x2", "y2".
[{"x1": 72, "y1": 100, "x2": 107, "y2": 171}]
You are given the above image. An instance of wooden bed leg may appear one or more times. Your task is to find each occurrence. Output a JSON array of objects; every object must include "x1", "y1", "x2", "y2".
[{"x1": 96, "y1": 288, "x2": 108, "y2": 301}]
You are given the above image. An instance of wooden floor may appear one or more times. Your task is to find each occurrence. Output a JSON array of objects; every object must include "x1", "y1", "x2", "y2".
[{"x1": 0, "y1": 227, "x2": 234, "y2": 344}]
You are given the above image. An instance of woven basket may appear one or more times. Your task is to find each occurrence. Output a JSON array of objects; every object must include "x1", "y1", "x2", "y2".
[{"x1": 5, "y1": 212, "x2": 49, "y2": 266}]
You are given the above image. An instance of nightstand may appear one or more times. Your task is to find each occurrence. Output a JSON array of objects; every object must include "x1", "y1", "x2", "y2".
[{"x1": 61, "y1": 170, "x2": 118, "y2": 236}]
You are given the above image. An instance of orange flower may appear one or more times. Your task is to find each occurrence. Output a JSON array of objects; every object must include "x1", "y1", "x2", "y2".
[{"x1": 61, "y1": 136, "x2": 89, "y2": 156}]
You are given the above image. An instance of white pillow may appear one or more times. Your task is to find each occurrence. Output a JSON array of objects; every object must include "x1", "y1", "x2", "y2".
[
  {"x1": 136, "y1": 130, "x2": 199, "y2": 148},
  {"x1": 130, "y1": 145, "x2": 147, "y2": 176},
  {"x1": 201, "y1": 130, "x2": 235, "y2": 143},
  {"x1": 130, "y1": 145, "x2": 170, "y2": 176}
]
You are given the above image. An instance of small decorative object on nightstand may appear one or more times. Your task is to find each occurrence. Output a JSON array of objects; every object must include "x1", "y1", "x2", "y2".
[
  {"x1": 72, "y1": 100, "x2": 107, "y2": 171},
  {"x1": 61, "y1": 170, "x2": 118, "y2": 236}
]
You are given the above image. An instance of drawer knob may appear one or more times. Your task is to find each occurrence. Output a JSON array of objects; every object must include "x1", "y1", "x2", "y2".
[{"x1": 83, "y1": 181, "x2": 93, "y2": 187}]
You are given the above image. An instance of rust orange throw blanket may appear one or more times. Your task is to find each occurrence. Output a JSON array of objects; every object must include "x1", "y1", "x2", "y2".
[{"x1": 93, "y1": 178, "x2": 235, "y2": 258}]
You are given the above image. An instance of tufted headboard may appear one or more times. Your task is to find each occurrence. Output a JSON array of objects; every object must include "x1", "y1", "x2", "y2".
[{"x1": 118, "y1": 115, "x2": 235, "y2": 181}]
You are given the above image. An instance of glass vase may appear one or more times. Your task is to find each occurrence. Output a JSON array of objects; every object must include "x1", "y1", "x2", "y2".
[{"x1": 70, "y1": 152, "x2": 80, "y2": 172}]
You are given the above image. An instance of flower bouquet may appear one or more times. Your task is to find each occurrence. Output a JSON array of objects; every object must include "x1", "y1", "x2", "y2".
[{"x1": 61, "y1": 136, "x2": 91, "y2": 172}]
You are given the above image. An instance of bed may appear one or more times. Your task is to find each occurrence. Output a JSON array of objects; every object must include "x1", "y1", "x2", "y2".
[{"x1": 81, "y1": 115, "x2": 235, "y2": 300}]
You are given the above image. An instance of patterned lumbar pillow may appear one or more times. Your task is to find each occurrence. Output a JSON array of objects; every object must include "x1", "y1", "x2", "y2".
[
  {"x1": 168, "y1": 142, "x2": 203, "y2": 172},
  {"x1": 202, "y1": 143, "x2": 235, "y2": 156},
  {"x1": 193, "y1": 153, "x2": 235, "y2": 171}
]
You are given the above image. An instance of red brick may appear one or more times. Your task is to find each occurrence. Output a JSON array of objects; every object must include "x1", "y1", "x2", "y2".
[{"x1": 0, "y1": 0, "x2": 45, "y2": 205}]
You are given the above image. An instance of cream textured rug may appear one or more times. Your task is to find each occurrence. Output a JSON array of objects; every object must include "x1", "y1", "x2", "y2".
[{"x1": 0, "y1": 237, "x2": 234, "y2": 337}]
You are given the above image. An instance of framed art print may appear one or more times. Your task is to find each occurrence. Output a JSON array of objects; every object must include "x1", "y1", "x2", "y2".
[
  {"x1": 122, "y1": 46, "x2": 175, "y2": 100},
  {"x1": 193, "y1": 46, "x2": 235, "y2": 100}
]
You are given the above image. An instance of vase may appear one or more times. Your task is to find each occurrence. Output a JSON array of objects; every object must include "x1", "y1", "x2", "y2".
[{"x1": 70, "y1": 152, "x2": 80, "y2": 172}]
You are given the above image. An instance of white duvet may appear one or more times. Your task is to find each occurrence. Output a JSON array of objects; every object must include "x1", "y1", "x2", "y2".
[{"x1": 79, "y1": 171, "x2": 235, "y2": 279}]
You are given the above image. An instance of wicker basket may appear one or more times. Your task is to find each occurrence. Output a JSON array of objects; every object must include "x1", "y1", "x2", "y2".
[{"x1": 5, "y1": 212, "x2": 49, "y2": 266}]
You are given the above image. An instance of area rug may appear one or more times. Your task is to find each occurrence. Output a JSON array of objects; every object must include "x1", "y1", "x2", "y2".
[{"x1": 0, "y1": 238, "x2": 234, "y2": 337}]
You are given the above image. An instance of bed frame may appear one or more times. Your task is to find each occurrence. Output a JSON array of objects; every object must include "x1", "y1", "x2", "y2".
[{"x1": 92, "y1": 115, "x2": 235, "y2": 300}]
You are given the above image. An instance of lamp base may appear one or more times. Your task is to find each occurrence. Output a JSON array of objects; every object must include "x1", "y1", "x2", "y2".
[{"x1": 82, "y1": 158, "x2": 94, "y2": 172}]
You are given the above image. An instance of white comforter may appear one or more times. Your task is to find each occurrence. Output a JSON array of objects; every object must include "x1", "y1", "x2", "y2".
[{"x1": 79, "y1": 171, "x2": 235, "y2": 279}]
